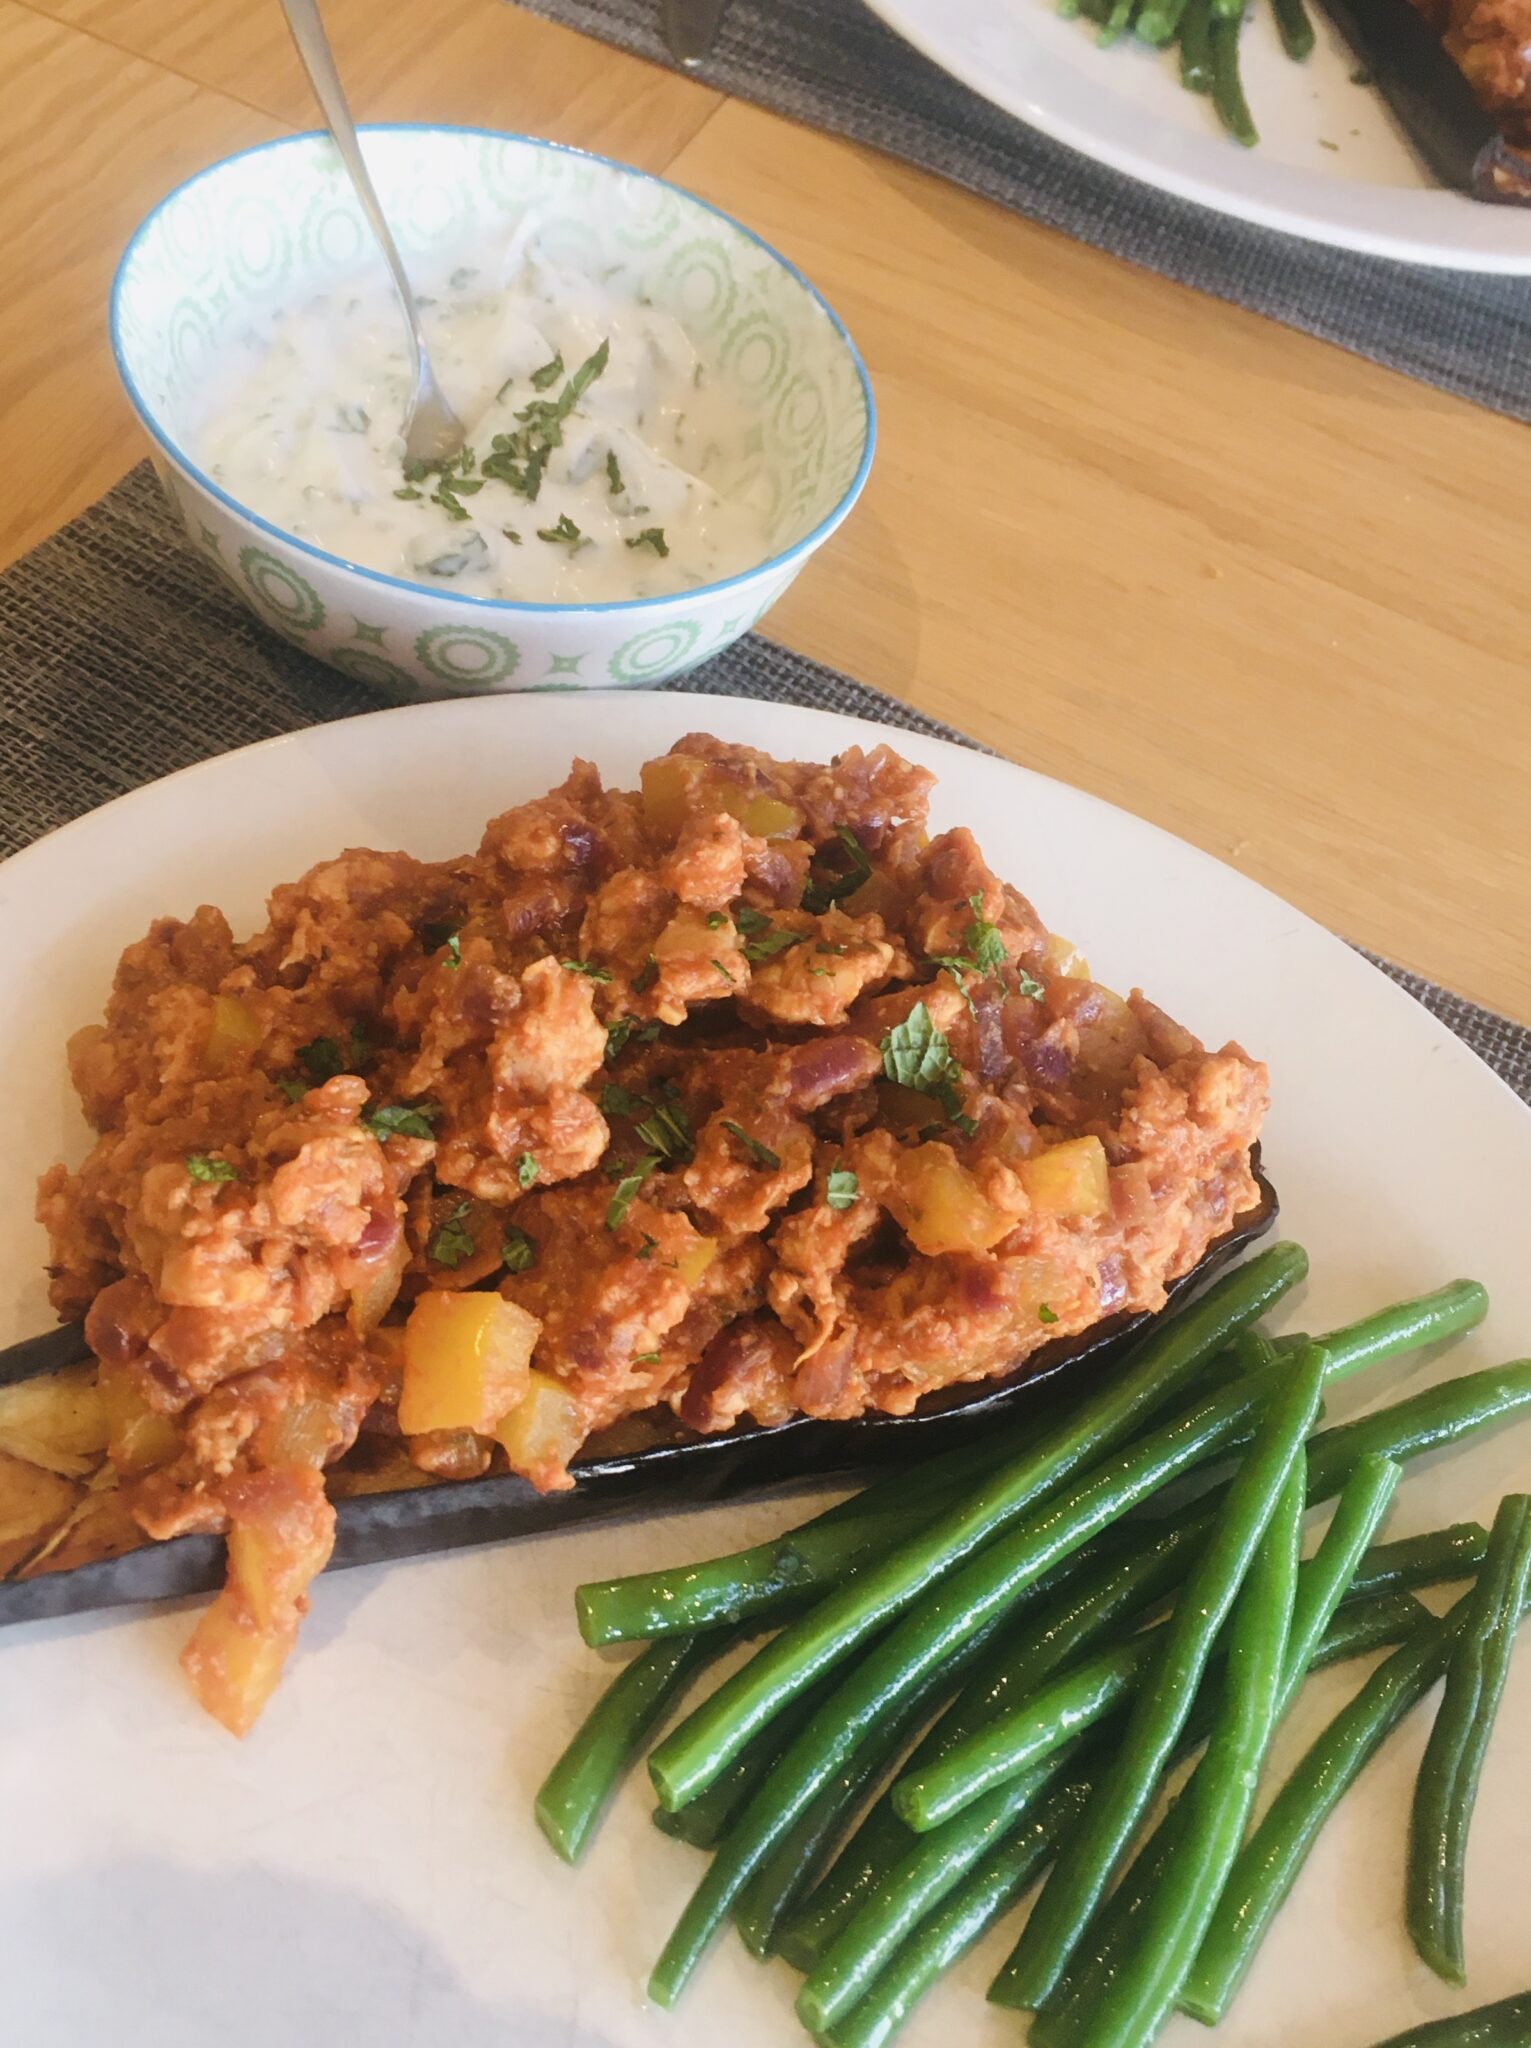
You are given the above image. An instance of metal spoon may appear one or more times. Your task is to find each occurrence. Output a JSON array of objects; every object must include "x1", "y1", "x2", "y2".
[{"x1": 278, "y1": 0, "x2": 464, "y2": 466}]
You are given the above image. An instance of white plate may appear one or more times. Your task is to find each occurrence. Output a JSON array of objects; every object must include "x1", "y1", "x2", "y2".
[
  {"x1": 865, "y1": 0, "x2": 1531, "y2": 268},
  {"x1": 1, "y1": 692, "x2": 1528, "y2": 2048}
]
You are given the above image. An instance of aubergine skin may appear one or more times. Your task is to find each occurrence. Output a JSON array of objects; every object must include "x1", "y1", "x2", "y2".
[{"x1": 0, "y1": 1161, "x2": 1276, "y2": 1630}]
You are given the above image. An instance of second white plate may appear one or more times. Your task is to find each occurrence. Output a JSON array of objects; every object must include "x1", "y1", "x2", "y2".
[{"x1": 867, "y1": 0, "x2": 1531, "y2": 268}]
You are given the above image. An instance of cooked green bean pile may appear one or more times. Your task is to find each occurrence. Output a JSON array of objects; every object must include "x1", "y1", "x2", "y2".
[
  {"x1": 534, "y1": 1253, "x2": 1531, "y2": 2047},
  {"x1": 1060, "y1": 0, "x2": 1316, "y2": 150}
]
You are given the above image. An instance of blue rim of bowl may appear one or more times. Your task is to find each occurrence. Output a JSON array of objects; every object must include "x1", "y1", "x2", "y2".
[{"x1": 108, "y1": 124, "x2": 877, "y2": 620}]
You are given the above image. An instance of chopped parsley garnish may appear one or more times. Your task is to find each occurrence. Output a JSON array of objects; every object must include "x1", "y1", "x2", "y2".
[
  {"x1": 561, "y1": 958, "x2": 613, "y2": 982},
  {"x1": 744, "y1": 927, "x2": 806, "y2": 965},
  {"x1": 633, "y1": 1350, "x2": 661, "y2": 1365},
  {"x1": 637, "y1": 1234, "x2": 658, "y2": 1260},
  {"x1": 502, "y1": 527, "x2": 522, "y2": 544},
  {"x1": 722, "y1": 1120, "x2": 780, "y2": 1171},
  {"x1": 636, "y1": 1088, "x2": 693, "y2": 1164},
  {"x1": 529, "y1": 349, "x2": 565, "y2": 391},
  {"x1": 712, "y1": 958, "x2": 736, "y2": 984},
  {"x1": 632, "y1": 956, "x2": 659, "y2": 993},
  {"x1": 803, "y1": 824, "x2": 873, "y2": 914},
  {"x1": 1016, "y1": 967, "x2": 1045, "y2": 1001},
  {"x1": 604, "y1": 1015, "x2": 661, "y2": 1061},
  {"x1": 429, "y1": 1200, "x2": 476, "y2": 1268},
  {"x1": 606, "y1": 1153, "x2": 661, "y2": 1229},
  {"x1": 735, "y1": 905, "x2": 772, "y2": 936},
  {"x1": 880, "y1": 1002, "x2": 972, "y2": 1131},
  {"x1": 363, "y1": 1100, "x2": 440, "y2": 1142},
  {"x1": 626, "y1": 528, "x2": 669, "y2": 556},
  {"x1": 825, "y1": 1165, "x2": 859, "y2": 1211},
  {"x1": 186, "y1": 1153, "x2": 237, "y2": 1184},
  {"x1": 480, "y1": 338, "x2": 610, "y2": 501},
  {"x1": 600, "y1": 1083, "x2": 649, "y2": 1120},
  {"x1": 394, "y1": 485, "x2": 422, "y2": 501},
  {"x1": 706, "y1": 912, "x2": 728, "y2": 930},
  {"x1": 295, "y1": 1024, "x2": 372, "y2": 1083},
  {"x1": 816, "y1": 942, "x2": 847, "y2": 956},
  {"x1": 606, "y1": 449, "x2": 625, "y2": 496},
  {"x1": 516, "y1": 1152, "x2": 539, "y2": 1190},
  {"x1": 502, "y1": 1227, "x2": 536, "y2": 1274},
  {"x1": 420, "y1": 928, "x2": 463, "y2": 969},
  {"x1": 538, "y1": 514, "x2": 584, "y2": 549},
  {"x1": 964, "y1": 895, "x2": 1008, "y2": 975},
  {"x1": 1038, "y1": 1303, "x2": 1059, "y2": 1325},
  {"x1": 277, "y1": 1078, "x2": 310, "y2": 1103}
]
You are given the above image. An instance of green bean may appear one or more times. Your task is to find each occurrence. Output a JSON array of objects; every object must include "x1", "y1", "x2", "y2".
[
  {"x1": 1179, "y1": 0, "x2": 1215, "y2": 90},
  {"x1": 733, "y1": 1607, "x2": 1010, "y2": 1957},
  {"x1": 576, "y1": 1427, "x2": 1019, "y2": 1646},
  {"x1": 1369, "y1": 1991, "x2": 1531, "y2": 2047},
  {"x1": 1408, "y1": 1494, "x2": 1531, "y2": 1984},
  {"x1": 1135, "y1": 0, "x2": 1193, "y2": 47},
  {"x1": 1270, "y1": 0, "x2": 1315, "y2": 58},
  {"x1": 1083, "y1": 1459, "x2": 1306, "y2": 2048},
  {"x1": 798, "y1": 1741, "x2": 1090, "y2": 2032},
  {"x1": 895, "y1": 1635, "x2": 1155, "y2": 1831},
  {"x1": 779, "y1": 1517, "x2": 1204, "y2": 1972},
  {"x1": 830, "y1": 1781, "x2": 1093, "y2": 2048},
  {"x1": 653, "y1": 1678, "x2": 832, "y2": 1849},
  {"x1": 1306, "y1": 1362, "x2": 1531, "y2": 1505},
  {"x1": 1345, "y1": 1523, "x2": 1490, "y2": 1603},
  {"x1": 1181, "y1": 1577, "x2": 1509, "y2": 2024},
  {"x1": 992, "y1": 1343, "x2": 1325, "y2": 2010},
  {"x1": 1210, "y1": 14, "x2": 1258, "y2": 146},
  {"x1": 649, "y1": 1245, "x2": 1308, "y2": 1808},
  {"x1": 535, "y1": 1630, "x2": 737, "y2": 1862},
  {"x1": 1032, "y1": 1583, "x2": 1426, "y2": 2048},
  {"x1": 1097, "y1": 0, "x2": 1137, "y2": 42},
  {"x1": 647, "y1": 1303, "x2": 1317, "y2": 2006}
]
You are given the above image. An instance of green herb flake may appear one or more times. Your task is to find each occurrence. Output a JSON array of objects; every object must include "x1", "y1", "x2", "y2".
[
  {"x1": 561, "y1": 958, "x2": 613, "y2": 982},
  {"x1": 393, "y1": 485, "x2": 422, "y2": 501},
  {"x1": 880, "y1": 1001, "x2": 972, "y2": 1130},
  {"x1": 186, "y1": 1153, "x2": 237, "y2": 1184},
  {"x1": 502, "y1": 1227, "x2": 536, "y2": 1274},
  {"x1": 606, "y1": 1152, "x2": 661, "y2": 1229},
  {"x1": 538, "y1": 514, "x2": 584, "y2": 549},
  {"x1": 706, "y1": 912, "x2": 728, "y2": 930},
  {"x1": 363, "y1": 1100, "x2": 440, "y2": 1142},
  {"x1": 636, "y1": 1234, "x2": 658, "y2": 1261},
  {"x1": 734, "y1": 905, "x2": 772, "y2": 936},
  {"x1": 633, "y1": 1088, "x2": 693, "y2": 1165},
  {"x1": 1038, "y1": 1303, "x2": 1059, "y2": 1325},
  {"x1": 632, "y1": 956, "x2": 659, "y2": 993},
  {"x1": 803, "y1": 823, "x2": 873, "y2": 914},
  {"x1": 633, "y1": 1350, "x2": 662, "y2": 1365},
  {"x1": 606, "y1": 448, "x2": 625, "y2": 496},
  {"x1": 743, "y1": 927, "x2": 805, "y2": 966},
  {"x1": 600, "y1": 1083, "x2": 649, "y2": 1120},
  {"x1": 963, "y1": 895, "x2": 1009, "y2": 975},
  {"x1": 1016, "y1": 968, "x2": 1045, "y2": 1001},
  {"x1": 277, "y1": 1078, "x2": 310, "y2": 1103},
  {"x1": 429, "y1": 1200, "x2": 476, "y2": 1269},
  {"x1": 626, "y1": 528, "x2": 669, "y2": 556},
  {"x1": 529, "y1": 349, "x2": 565, "y2": 391},
  {"x1": 825, "y1": 1166, "x2": 859, "y2": 1211},
  {"x1": 516, "y1": 1152, "x2": 538, "y2": 1191},
  {"x1": 712, "y1": 958, "x2": 737, "y2": 984},
  {"x1": 722, "y1": 1120, "x2": 780, "y2": 1171}
]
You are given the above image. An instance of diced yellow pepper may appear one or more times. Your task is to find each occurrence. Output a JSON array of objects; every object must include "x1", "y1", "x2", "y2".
[
  {"x1": 1044, "y1": 934, "x2": 1091, "y2": 981},
  {"x1": 495, "y1": 1370, "x2": 583, "y2": 1484},
  {"x1": 892, "y1": 1144, "x2": 1013, "y2": 1256},
  {"x1": 97, "y1": 1360, "x2": 181, "y2": 1477},
  {"x1": 640, "y1": 758, "x2": 692, "y2": 839},
  {"x1": 843, "y1": 872, "x2": 903, "y2": 925},
  {"x1": 399, "y1": 1291, "x2": 540, "y2": 1437},
  {"x1": 1018, "y1": 1136, "x2": 1111, "y2": 1219},
  {"x1": 674, "y1": 1236, "x2": 717, "y2": 1288},
  {"x1": 205, "y1": 994, "x2": 262, "y2": 1071},
  {"x1": 181, "y1": 1590, "x2": 294, "y2": 1738},
  {"x1": 740, "y1": 793, "x2": 803, "y2": 839}
]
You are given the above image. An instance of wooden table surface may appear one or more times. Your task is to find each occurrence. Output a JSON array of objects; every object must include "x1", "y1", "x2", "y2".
[{"x1": 5, "y1": 0, "x2": 1528, "y2": 1023}]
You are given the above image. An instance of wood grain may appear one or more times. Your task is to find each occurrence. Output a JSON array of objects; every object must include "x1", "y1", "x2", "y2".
[{"x1": 3, "y1": 0, "x2": 1527, "y2": 1023}]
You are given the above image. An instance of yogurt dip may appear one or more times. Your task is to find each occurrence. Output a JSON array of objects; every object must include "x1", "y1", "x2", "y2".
[{"x1": 194, "y1": 229, "x2": 770, "y2": 604}]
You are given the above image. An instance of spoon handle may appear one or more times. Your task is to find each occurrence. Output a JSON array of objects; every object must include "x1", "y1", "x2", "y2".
[{"x1": 277, "y1": 0, "x2": 427, "y2": 378}]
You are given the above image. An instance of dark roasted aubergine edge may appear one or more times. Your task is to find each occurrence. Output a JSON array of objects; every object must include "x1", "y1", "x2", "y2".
[
  {"x1": 1311, "y1": 0, "x2": 1531, "y2": 201},
  {"x1": 0, "y1": 1155, "x2": 1276, "y2": 1629}
]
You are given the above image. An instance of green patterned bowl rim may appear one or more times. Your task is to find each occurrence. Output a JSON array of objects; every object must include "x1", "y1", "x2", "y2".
[{"x1": 109, "y1": 124, "x2": 876, "y2": 619}]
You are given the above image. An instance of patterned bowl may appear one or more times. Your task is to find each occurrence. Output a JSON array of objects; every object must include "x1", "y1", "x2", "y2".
[{"x1": 109, "y1": 126, "x2": 875, "y2": 698}]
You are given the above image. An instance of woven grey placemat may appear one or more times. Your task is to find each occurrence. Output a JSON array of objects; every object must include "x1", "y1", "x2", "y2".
[
  {"x1": 3, "y1": 462, "x2": 1527, "y2": 1106},
  {"x1": 511, "y1": 0, "x2": 1531, "y2": 422}
]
